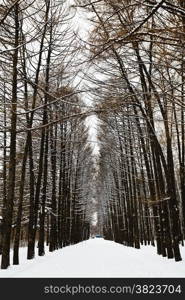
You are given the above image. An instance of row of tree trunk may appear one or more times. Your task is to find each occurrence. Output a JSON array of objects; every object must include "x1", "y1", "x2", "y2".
[
  {"x1": 0, "y1": 0, "x2": 92, "y2": 270},
  {"x1": 83, "y1": 0, "x2": 185, "y2": 261}
]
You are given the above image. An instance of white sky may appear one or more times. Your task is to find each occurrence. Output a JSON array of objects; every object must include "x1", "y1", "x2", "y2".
[{"x1": 70, "y1": 2, "x2": 100, "y2": 156}]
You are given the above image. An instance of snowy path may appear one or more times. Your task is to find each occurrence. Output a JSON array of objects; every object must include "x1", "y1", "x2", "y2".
[{"x1": 0, "y1": 238, "x2": 185, "y2": 277}]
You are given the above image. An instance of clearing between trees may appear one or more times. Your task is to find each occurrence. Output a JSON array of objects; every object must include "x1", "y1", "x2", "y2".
[{"x1": 0, "y1": 238, "x2": 185, "y2": 278}]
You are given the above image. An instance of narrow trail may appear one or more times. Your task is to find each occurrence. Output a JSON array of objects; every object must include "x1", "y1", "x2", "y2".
[{"x1": 0, "y1": 239, "x2": 185, "y2": 278}]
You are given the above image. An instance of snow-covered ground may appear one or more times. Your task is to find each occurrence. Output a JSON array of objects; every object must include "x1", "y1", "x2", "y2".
[{"x1": 0, "y1": 238, "x2": 185, "y2": 278}]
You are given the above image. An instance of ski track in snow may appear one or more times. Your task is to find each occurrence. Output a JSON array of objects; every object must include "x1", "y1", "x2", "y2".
[{"x1": 0, "y1": 238, "x2": 185, "y2": 278}]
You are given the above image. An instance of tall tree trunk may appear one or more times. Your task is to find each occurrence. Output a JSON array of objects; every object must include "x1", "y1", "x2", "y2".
[
  {"x1": 0, "y1": 84, "x2": 7, "y2": 255},
  {"x1": 1, "y1": 3, "x2": 19, "y2": 269},
  {"x1": 38, "y1": 130, "x2": 49, "y2": 256}
]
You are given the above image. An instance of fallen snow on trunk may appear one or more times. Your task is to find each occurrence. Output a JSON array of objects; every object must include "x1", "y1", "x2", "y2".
[{"x1": 0, "y1": 238, "x2": 185, "y2": 277}]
